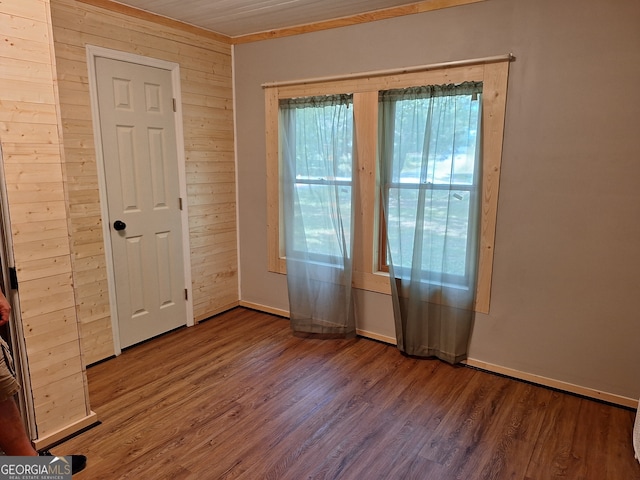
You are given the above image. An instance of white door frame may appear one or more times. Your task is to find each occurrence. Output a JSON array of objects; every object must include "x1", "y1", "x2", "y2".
[{"x1": 86, "y1": 45, "x2": 194, "y2": 355}]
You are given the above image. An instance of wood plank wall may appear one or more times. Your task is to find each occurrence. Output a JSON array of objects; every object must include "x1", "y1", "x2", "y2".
[
  {"x1": 49, "y1": 0, "x2": 238, "y2": 364},
  {"x1": 0, "y1": 0, "x2": 93, "y2": 442}
]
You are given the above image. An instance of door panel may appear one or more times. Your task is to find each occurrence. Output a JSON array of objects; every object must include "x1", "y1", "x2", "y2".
[{"x1": 95, "y1": 57, "x2": 187, "y2": 348}]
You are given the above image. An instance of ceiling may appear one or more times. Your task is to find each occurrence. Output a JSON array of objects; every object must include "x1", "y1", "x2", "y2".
[{"x1": 109, "y1": 0, "x2": 430, "y2": 38}]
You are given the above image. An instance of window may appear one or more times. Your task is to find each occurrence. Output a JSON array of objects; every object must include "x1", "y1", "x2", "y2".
[
  {"x1": 379, "y1": 83, "x2": 482, "y2": 288},
  {"x1": 265, "y1": 57, "x2": 510, "y2": 313},
  {"x1": 279, "y1": 95, "x2": 354, "y2": 262}
]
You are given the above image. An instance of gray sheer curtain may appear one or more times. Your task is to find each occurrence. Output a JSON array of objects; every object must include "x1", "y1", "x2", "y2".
[
  {"x1": 379, "y1": 82, "x2": 483, "y2": 363},
  {"x1": 280, "y1": 95, "x2": 356, "y2": 337}
]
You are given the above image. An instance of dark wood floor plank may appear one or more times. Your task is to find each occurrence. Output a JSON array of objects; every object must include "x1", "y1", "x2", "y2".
[
  {"x1": 257, "y1": 340, "x2": 394, "y2": 480},
  {"x1": 524, "y1": 391, "x2": 585, "y2": 479},
  {"x1": 53, "y1": 308, "x2": 640, "y2": 480}
]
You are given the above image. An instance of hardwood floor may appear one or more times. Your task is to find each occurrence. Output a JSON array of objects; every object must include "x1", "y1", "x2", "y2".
[{"x1": 55, "y1": 308, "x2": 640, "y2": 479}]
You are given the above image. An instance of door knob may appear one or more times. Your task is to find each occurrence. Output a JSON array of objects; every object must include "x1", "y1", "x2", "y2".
[{"x1": 113, "y1": 220, "x2": 127, "y2": 231}]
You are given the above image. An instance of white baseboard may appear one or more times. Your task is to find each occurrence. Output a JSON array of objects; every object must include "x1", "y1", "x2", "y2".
[{"x1": 237, "y1": 302, "x2": 638, "y2": 409}]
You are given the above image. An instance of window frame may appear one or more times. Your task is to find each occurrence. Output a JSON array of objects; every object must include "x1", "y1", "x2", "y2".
[{"x1": 265, "y1": 58, "x2": 510, "y2": 314}]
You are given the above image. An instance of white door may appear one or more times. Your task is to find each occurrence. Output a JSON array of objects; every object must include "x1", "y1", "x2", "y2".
[{"x1": 95, "y1": 57, "x2": 187, "y2": 348}]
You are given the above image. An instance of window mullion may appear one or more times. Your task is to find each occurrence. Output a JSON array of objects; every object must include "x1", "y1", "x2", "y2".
[{"x1": 352, "y1": 91, "x2": 382, "y2": 288}]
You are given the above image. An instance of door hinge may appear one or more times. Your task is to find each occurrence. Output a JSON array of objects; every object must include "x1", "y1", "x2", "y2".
[
  {"x1": 8, "y1": 267, "x2": 18, "y2": 290},
  {"x1": 179, "y1": 197, "x2": 183, "y2": 210},
  {"x1": 172, "y1": 98, "x2": 177, "y2": 112},
  {"x1": 184, "y1": 288, "x2": 188, "y2": 300}
]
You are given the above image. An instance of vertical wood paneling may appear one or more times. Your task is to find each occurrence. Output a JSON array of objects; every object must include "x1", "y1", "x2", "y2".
[
  {"x1": 50, "y1": 0, "x2": 238, "y2": 364},
  {"x1": 0, "y1": 0, "x2": 92, "y2": 442}
]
